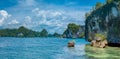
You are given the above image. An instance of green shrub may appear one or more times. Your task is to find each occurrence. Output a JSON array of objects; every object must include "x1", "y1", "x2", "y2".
[{"x1": 95, "y1": 33, "x2": 106, "y2": 41}]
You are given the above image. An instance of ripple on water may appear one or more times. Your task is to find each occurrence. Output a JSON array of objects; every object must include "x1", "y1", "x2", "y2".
[
  {"x1": 55, "y1": 44, "x2": 88, "y2": 59},
  {"x1": 0, "y1": 38, "x2": 89, "y2": 59}
]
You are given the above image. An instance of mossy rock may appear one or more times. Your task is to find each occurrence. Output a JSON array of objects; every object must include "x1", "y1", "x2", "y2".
[{"x1": 95, "y1": 33, "x2": 106, "y2": 41}]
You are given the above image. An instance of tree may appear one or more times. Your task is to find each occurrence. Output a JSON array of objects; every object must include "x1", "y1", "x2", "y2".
[
  {"x1": 106, "y1": 0, "x2": 113, "y2": 4},
  {"x1": 95, "y1": 2, "x2": 103, "y2": 9},
  {"x1": 0, "y1": 26, "x2": 52, "y2": 37},
  {"x1": 85, "y1": 13, "x2": 90, "y2": 19},
  {"x1": 53, "y1": 32, "x2": 61, "y2": 37},
  {"x1": 68, "y1": 23, "x2": 80, "y2": 34},
  {"x1": 40, "y1": 29, "x2": 48, "y2": 37},
  {"x1": 18, "y1": 26, "x2": 30, "y2": 37}
]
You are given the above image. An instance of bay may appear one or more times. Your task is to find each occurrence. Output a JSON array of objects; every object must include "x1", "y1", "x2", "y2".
[{"x1": 0, "y1": 37, "x2": 89, "y2": 59}]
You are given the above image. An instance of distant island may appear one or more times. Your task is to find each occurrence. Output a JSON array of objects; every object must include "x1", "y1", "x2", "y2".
[
  {"x1": 0, "y1": 26, "x2": 63, "y2": 37},
  {"x1": 0, "y1": 23, "x2": 85, "y2": 38},
  {"x1": 63, "y1": 23, "x2": 85, "y2": 38}
]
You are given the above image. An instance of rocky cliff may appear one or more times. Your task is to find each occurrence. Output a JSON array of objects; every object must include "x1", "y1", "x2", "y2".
[
  {"x1": 85, "y1": 0, "x2": 120, "y2": 46},
  {"x1": 63, "y1": 23, "x2": 85, "y2": 38}
]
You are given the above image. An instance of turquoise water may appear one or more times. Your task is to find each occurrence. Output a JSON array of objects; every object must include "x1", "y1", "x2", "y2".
[{"x1": 0, "y1": 37, "x2": 89, "y2": 59}]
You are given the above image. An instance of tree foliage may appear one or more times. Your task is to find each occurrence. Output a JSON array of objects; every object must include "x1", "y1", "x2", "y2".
[
  {"x1": 63, "y1": 23, "x2": 85, "y2": 38},
  {"x1": 85, "y1": 13, "x2": 90, "y2": 19},
  {"x1": 0, "y1": 26, "x2": 50, "y2": 37},
  {"x1": 68, "y1": 23, "x2": 80, "y2": 34},
  {"x1": 40, "y1": 29, "x2": 48, "y2": 37},
  {"x1": 95, "y1": 2, "x2": 103, "y2": 9},
  {"x1": 106, "y1": 0, "x2": 113, "y2": 4},
  {"x1": 53, "y1": 32, "x2": 61, "y2": 37}
]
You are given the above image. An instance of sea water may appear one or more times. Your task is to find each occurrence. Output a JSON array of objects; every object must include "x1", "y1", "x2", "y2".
[{"x1": 0, "y1": 37, "x2": 89, "y2": 59}]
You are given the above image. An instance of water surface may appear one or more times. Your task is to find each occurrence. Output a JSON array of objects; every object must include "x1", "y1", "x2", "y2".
[{"x1": 0, "y1": 37, "x2": 89, "y2": 59}]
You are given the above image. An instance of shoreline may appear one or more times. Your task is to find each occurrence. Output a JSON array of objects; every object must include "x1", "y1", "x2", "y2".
[{"x1": 85, "y1": 44, "x2": 120, "y2": 59}]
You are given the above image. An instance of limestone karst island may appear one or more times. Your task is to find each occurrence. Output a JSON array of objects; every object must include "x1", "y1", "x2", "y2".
[{"x1": 0, "y1": 0, "x2": 120, "y2": 59}]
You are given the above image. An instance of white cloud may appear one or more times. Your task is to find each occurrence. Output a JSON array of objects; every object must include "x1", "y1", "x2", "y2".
[
  {"x1": 32, "y1": 8, "x2": 66, "y2": 28},
  {"x1": 0, "y1": 10, "x2": 11, "y2": 26},
  {"x1": 32, "y1": 8, "x2": 64, "y2": 17},
  {"x1": 51, "y1": 12, "x2": 63, "y2": 17},
  {"x1": 25, "y1": 16, "x2": 31, "y2": 22},
  {"x1": 2, "y1": 0, "x2": 92, "y2": 33},
  {"x1": 22, "y1": 16, "x2": 33, "y2": 28},
  {"x1": 32, "y1": 8, "x2": 39, "y2": 12},
  {"x1": 8, "y1": 19, "x2": 19, "y2": 24},
  {"x1": 30, "y1": 7, "x2": 87, "y2": 33}
]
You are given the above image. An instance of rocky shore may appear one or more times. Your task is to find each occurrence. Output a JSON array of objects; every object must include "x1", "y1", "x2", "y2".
[{"x1": 91, "y1": 38, "x2": 107, "y2": 48}]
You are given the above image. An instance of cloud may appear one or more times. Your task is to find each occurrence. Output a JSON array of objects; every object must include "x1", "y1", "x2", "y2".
[
  {"x1": 30, "y1": 7, "x2": 88, "y2": 33},
  {"x1": 0, "y1": 0, "x2": 92, "y2": 33},
  {"x1": 24, "y1": 16, "x2": 31, "y2": 22},
  {"x1": 32, "y1": 8, "x2": 63, "y2": 18},
  {"x1": 22, "y1": 16, "x2": 34, "y2": 28},
  {"x1": 32, "y1": 8, "x2": 64, "y2": 25},
  {"x1": 0, "y1": 10, "x2": 11, "y2": 26},
  {"x1": 8, "y1": 19, "x2": 19, "y2": 24}
]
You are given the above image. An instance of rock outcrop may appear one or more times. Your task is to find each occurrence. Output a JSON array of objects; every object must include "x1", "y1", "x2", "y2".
[
  {"x1": 85, "y1": 0, "x2": 120, "y2": 46},
  {"x1": 63, "y1": 23, "x2": 85, "y2": 38},
  {"x1": 91, "y1": 37, "x2": 108, "y2": 48}
]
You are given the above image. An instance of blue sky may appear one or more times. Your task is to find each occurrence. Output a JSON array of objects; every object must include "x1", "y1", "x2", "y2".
[{"x1": 0, "y1": 0, "x2": 105, "y2": 34}]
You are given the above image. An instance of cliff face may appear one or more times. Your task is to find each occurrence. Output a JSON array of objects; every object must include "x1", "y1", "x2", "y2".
[
  {"x1": 85, "y1": 1, "x2": 120, "y2": 45},
  {"x1": 63, "y1": 23, "x2": 85, "y2": 38}
]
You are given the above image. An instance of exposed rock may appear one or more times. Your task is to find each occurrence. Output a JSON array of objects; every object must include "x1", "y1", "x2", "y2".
[
  {"x1": 91, "y1": 39, "x2": 108, "y2": 48},
  {"x1": 85, "y1": 1, "x2": 120, "y2": 46},
  {"x1": 95, "y1": 37, "x2": 102, "y2": 42},
  {"x1": 63, "y1": 23, "x2": 85, "y2": 38},
  {"x1": 91, "y1": 40, "x2": 97, "y2": 47}
]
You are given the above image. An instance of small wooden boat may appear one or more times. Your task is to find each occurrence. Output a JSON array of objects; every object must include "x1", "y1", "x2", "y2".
[{"x1": 68, "y1": 41, "x2": 74, "y2": 47}]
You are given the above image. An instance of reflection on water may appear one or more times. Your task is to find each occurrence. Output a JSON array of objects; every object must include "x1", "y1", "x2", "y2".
[{"x1": 85, "y1": 44, "x2": 120, "y2": 59}]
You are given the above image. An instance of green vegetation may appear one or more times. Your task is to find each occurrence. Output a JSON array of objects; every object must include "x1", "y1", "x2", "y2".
[
  {"x1": 85, "y1": 0, "x2": 120, "y2": 42},
  {"x1": 95, "y1": 2, "x2": 103, "y2": 9},
  {"x1": 85, "y1": 13, "x2": 90, "y2": 19},
  {"x1": 40, "y1": 29, "x2": 48, "y2": 37},
  {"x1": 63, "y1": 23, "x2": 85, "y2": 38},
  {"x1": 112, "y1": 21, "x2": 120, "y2": 35},
  {"x1": 95, "y1": 33, "x2": 106, "y2": 41},
  {"x1": 53, "y1": 32, "x2": 62, "y2": 37},
  {"x1": 0, "y1": 26, "x2": 61, "y2": 37},
  {"x1": 85, "y1": 44, "x2": 120, "y2": 59},
  {"x1": 79, "y1": 32, "x2": 85, "y2": 38},
  {"x1": 106, "y1": 0, "x2": 113, "y2": 4},
  {"x1": 68, "y1": 23, "x2": 80, "y2": 34}
]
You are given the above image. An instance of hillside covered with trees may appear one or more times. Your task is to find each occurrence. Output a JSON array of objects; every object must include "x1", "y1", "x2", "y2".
[
  {"x1": 63, "y1": 23, "x2": 85, "y2": 38},
  {"x1": 0, "y1": 23, "x2": 85, "y2": 38},
  {"x1": 0, "y1": 26, "x2": 61, "y2": 37}
]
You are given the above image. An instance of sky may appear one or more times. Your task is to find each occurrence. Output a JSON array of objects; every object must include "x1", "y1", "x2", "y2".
[{"x1": 0, "y1": 0, "x2": 105, "y2": 34}]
